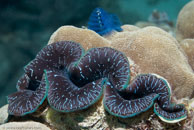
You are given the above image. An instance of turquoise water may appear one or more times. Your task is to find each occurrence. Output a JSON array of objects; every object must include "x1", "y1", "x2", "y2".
[{"x1": 0, "y1": 0, "x2": 190, "y2": 107}]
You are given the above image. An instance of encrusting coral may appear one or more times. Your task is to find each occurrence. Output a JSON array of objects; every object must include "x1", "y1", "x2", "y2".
[
  {"x1": 7, "y1": 41, "x2": 187, "y2": 124},
  {"x1": 48, "y1": 25, "x2": 110, "y2": 50},
  {"x1": 121, "y1": 25, "x2": 139, "y2": 32},
  {"x1": 109, "y1": 26, "x2": 194, "y2": 99},
  {"x1": 135, "y1": 21, "x2": 175, "y2": 36},
  {"x1": 176, "y1": 1, "x2": 194, "y2": 41},
  {"x1": 179, "y1": 39, "x2": 194, "y2": 71}
]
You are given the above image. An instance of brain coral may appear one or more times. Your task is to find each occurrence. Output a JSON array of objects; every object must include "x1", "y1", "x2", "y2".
[
  {"x1": 176, "y1": 1, "x2": 194, "y2": 41},
  {"x1": 110, "y1": 26, "x2": 194, "y2": 99},
  {"x1": 48, "y1": 26, "x2": 110, "y2": 50}
]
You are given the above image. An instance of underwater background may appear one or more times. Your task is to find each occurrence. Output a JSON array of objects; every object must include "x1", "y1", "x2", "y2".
[{"x1": 0, "y1": 0, "x2": 191, "y2": 107}]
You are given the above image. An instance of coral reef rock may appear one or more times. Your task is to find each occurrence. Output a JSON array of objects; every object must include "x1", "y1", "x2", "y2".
[
  {"x1": 176, "y1": 1, "x2": 194, "y2": 41},
  {"x1": 121, "y1": 25, "x2": 140, "y2": 33},
  {"x1": 45, "y1": 99, "x2": 155, "y2": 130},
  {"x1": 178, "y1": 98, "x2": 194, "y2": 130},
  {"x1": 45, "y1": 98, "x2": 190, "y2": 130},
  {"x1": 180, "y1": 39, "x2": 194, "y2": 71},
  {"x1": 135, "y1": 21, "x2": 175, "y2": 36},
  {"x1": 0, "y1": 104, "x2": 8, "y2": 124},
  {"x1": 110, "y1": 26, "x2": 194, "y2": 99},
  {"x1": 48, "y1": 26, "x2": 110, "y2": 50},
  {"x1": 104, "y1": 25, "x2": 140, "y2": 41},
  {"x1": 0, "y1": 121, "x2": 51, "y2": 130}
]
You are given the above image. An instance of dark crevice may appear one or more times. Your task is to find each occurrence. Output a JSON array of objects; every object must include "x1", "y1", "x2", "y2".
[
  {"x1": 117, "y1": 91, "x2": 146, "y2": 100},
  {"x1": 28, "y1": 80, "x2": 40, "y2": 91}
]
